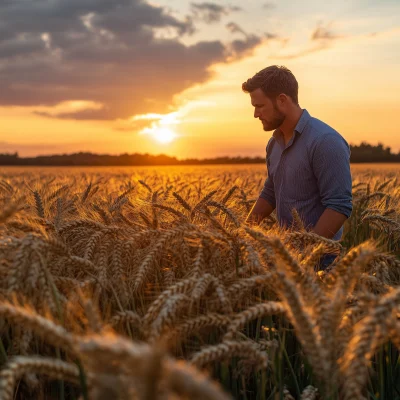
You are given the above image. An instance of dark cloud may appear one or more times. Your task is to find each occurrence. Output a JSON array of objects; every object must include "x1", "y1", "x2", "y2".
[
  {"x1": 226, "y1": 22, "x2": 246, "y2": 36},
  {"x1": 226, "y1": 22, "x2": 279, "y2": 49},
  {"x1": 264, "y1": 32, "x2": 279, "y2": 39},
  {"x1": 0, "y1": 0, "x2": 262, "y2": 121},
  {"x1": 230, "y1": 35, "x2": 262, "y2": 57},
  {"x1": 224, "y1": 22, "x2": 264, "y2": 58},
  {"x1": 191, "y1": 2, "x2": 241, "y2": 24}
]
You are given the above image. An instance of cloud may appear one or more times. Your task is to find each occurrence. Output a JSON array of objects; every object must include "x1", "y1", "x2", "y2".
[
  {"x1": 262, "y1": 3, "x2": 275, "y2": 9},
  {"x1": 190, "y1": 2, "x2": 241, "y2": 24},
  {"x1": 264, "y1": 32, "x2": 279, "y2": 39},
  {"x1": 229, "y1": 35, "x2": 263, "y2": 58},
  {"x1": 273, "y1": 22, "x2": 399, "y2": 60},
  {"x1": 0, "y1": 141, "x2": 94, "y2": 156},
  {"x1": 366, "y1": 26, "x2": 400, "y2": 40},
  {"x1": 0, "y1": 0, "x2": 263, "y2": 121},
  {"x1": 33, "y1": 100, "x2": 105, "y2": 118},
  {"x1": 226, "y1": 22, "x2": 246, "y2": 36},
  {"x1": 275, "y1": 43, "x2": 328, "y2": 60},
  {"x1": 225, "y1": 22, "x2": 281, "y2": 55},
  {"x1": 311, "y1": 24, "x2": 343, "y2": 41},
  {"x1": 274, "y1": 22, "x2": 345, "y2": 59},
  {"x1": 114, "y1": 99, "x2": 215, "y2": 133},
  {"x1": 114, "y1": 112, "x2": 177, "y2": 132},
  {"x1": 226, "y1": 22, "x2": 279, "y2": 40}
]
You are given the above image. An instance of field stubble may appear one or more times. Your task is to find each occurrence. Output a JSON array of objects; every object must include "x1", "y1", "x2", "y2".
[{"x1": 0, "y1": 164, "x2": 399, "y2": 399}]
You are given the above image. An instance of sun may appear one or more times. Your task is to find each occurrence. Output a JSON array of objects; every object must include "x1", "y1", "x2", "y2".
[{"x1": 152, "y1": 127, "x2": 177, "y2": 144}]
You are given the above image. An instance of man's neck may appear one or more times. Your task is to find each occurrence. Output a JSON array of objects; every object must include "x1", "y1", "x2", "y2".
[{"x1": 279, "y1": 106, "x2": 303, "y2": 145}]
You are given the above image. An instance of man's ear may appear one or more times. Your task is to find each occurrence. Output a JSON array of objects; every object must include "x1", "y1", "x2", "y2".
[{"x1": 277, "y1": 93, "x2": 287, "y2": 106}]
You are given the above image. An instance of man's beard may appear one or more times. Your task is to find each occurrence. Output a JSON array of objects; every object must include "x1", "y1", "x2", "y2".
[{"x1": 262, "y1": 107, "x2": 285, "y2": 131}]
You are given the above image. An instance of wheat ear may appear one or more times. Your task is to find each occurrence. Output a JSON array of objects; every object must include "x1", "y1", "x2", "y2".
[
  {"x1": 0, "y1": 302, "x2": 74, "y2": 352},
  {"x1": 291, "y1": 208, "x2": 306, "y2": 231},
  {"x1": 300, "y1": 385, "x2": 319, "y2": 400},
  {"x1": 190, "y1": 340, "x2": 268, "y2": 370},
  {"x1": 168, "y1": 313, "x2": 230, "y2": 342},
  {"x1": 110, "y1": 310, "x2": 141, "y2": 327},
  {"x1": 224, "y1": 302, "x2": 285, "y2": 340},
  {"x1": 33, "y1": 191, "x2": 45, "y2": 218},
  {"x1": 0, "y1": 356, "x2": 80, "y2": 400},
  {"x1": 275, "y1": 271, "x2": 328, "y2": 385},
  {"x1": 152, "y1": 203, "x2": 187, "y2": 220},
  {"x1": 134, "y1": 226, "x2": 185, "y2": 291},
  {"x1": 166, "y1": 359, "x2": 231, "y2": 400},
  {"x1": 149, "y1": 294, "x2": 189, "y2": 340},
  {"x1": 340, "y1": 287, "x2": 400, "y2": 400},
  {"x1": 143, "y1": 277, "x2": 197, "y2": 329},
  {"x1": 172, "y1": 191, "x2": 192, "y2": 211}
]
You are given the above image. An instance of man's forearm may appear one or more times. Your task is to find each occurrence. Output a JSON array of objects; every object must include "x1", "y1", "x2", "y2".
[
  {"x1": 246, "y1": 197, "x2": 275, "y2": 225},
  {"x1": 311, "y1": 208, "x2": 347, "y2": 239}
]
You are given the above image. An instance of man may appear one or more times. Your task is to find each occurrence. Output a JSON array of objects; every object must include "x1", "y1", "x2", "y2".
[{"x1": 242, "y1": 65, "x2": 352, "y2": 269}]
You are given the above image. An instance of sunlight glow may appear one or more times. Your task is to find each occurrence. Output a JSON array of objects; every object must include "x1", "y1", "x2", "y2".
[
  {"x1": 151, "y1": 127, "x2": 177, "y2": 144},
  {"x1": 136, "y1": 111, "x2": 181, "y2": 144}
]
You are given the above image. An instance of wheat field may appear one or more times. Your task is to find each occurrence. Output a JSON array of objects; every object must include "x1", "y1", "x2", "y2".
[{"x1": 0, "y1": 164, "x2": 399, "y2": 400}]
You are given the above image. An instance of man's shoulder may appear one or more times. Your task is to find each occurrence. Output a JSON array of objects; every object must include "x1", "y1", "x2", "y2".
[
  {"x1": 307, "y1": 116, "x2": 348, "y2": 146},
  {"x1": 308, "y1": 116, "x2": 338, "y2": 136}
]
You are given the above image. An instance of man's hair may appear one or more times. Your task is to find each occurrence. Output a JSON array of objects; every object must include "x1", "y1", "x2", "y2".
[{"x1": 242, "y1": 65, "x2": 299, "y2": 105}]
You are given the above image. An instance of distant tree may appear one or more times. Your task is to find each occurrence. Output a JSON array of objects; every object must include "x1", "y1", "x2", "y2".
[
  {"x1": 0, "y1": 143, "x2": 399, "y2": 166},
  {"x1": 350, "y1": 142, "x2": 399, "y2": 163}
]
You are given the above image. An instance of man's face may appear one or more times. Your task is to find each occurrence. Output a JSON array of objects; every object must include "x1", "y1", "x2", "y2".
[{"x1": 250, "y1": 88, "x2": 285, "y2": 131}]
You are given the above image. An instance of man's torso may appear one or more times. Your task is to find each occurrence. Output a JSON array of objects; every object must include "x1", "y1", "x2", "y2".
[{"x1": 266, "y1": 109, "x2": 350, "y2": 240}]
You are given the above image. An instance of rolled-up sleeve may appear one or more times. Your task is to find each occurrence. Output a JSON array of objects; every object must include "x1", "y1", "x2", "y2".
[
  {"x1": 259, "y1": 139, "x2": 276, "y2": 208},
  {"x1": 312, "y1": 133, "x2": 352, "y2": 218},
  {"x1": 260, "y1": 175, "x2": 276, "y2": 208}
]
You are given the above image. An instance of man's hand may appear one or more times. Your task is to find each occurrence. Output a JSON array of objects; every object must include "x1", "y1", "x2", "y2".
[
  {"x1": 245, "y1": 197, "x2": 275, "y2": 226},
  {"x1": 245, "y1": 214, "x2": 262, "y2": 227}
]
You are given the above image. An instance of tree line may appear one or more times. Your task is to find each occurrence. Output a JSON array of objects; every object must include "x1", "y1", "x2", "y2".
[{"x1": 0, "y1": 142, "x2": 399, "y2": 166}]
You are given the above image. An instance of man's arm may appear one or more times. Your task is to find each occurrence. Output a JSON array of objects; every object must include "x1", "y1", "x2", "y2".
[
  {"x1": 312, "y1": 208, "x2": 347, "y2": 238},
  {"x1": 246, "y1": 197, "x2": 275, "y2": 225},
  {"x1": 246, "y1": 173, "x2": 276, "y2": 225},
  {"x1": 311, "y1": 133, "x2": 353, "y2": 238}
]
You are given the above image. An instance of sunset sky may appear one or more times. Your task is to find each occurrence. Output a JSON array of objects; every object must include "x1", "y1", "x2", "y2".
[{"x1": 1, "y1": 0, "x2": 399, "y2": 158}]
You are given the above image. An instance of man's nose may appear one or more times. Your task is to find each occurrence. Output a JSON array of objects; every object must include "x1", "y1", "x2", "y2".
[{"x1": 254, "y1": 109, "x2": 260, "y2": 118}]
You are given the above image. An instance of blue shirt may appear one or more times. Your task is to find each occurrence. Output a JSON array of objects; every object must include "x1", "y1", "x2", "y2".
[{"x1": 260, "y1": 109, "x2": 352, "y2": 240}]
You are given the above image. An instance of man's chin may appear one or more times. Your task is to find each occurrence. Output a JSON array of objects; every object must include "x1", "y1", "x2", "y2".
[{"x1": 263, "y1": 125, "x2": 274, "y2": 132}]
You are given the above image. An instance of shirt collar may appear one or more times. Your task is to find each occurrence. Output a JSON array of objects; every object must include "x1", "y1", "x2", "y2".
[
  {"x1": 272, "y1": 109, "x2": 310, "y2": 140},
  {"x1": 294, "y1": 109, "x2": 310, "y2": 134}
]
